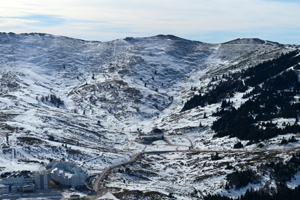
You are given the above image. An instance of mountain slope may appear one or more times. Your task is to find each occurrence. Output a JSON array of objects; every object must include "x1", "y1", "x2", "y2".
[{"x1": 0, "y1": 32, "x2": 299, "y2": 199}]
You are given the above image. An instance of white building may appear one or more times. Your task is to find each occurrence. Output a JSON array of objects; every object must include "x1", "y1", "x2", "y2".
[
  {"x1": 0, "y1": 184, "x2": 9, "y2": 194},
  {"x1": 50, "y1": 162, "x2": 87, "y2": 188},
  {"x1": 0, "y1": 170, "x2": 49, "y2": 194},
  {"x1": 1, "y1": 171, "x2": 34, "y2": 186},
  {"x1": 34, "y1": 171, "x2": 50, "y2": 190}
]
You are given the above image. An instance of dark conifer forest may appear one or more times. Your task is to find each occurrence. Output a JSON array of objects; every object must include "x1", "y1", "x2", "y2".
[{"x1": 182, "y1": 50, "x2": 300, "y2": 141}]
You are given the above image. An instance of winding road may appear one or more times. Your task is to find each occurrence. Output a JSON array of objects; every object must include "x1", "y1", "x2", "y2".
[
  {"x1": 92, "y1": 145, "x2": 300, "y2": 192},
  {"x1": 91, "y1": 133, "x2": 300, "y2": 194},
  {"x1": 93, "y1": 150, "x2": 178, "y2": 191}
]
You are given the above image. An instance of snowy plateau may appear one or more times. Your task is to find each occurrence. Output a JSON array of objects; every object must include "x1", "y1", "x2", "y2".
[{"x1": 0, "y1": 32, "x2": 300, "y2": 199}]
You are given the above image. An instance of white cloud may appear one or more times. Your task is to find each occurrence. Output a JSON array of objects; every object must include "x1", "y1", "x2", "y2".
[
  {"x1": 0, "y1": 18, "x2": 37, "y2": 28},
  {"x1": 1, "y1": 0, "x2": 300, "y2": 42}
]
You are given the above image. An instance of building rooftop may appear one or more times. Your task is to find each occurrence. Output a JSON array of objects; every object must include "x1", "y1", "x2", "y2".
[
  {"x1": 0, "y1": 184, "x2": 8, "y2": 188},
  {"x1": 50, "y1": 161, "x2": 87, "y2": 177},
  {"x1": 1, "y1": 171, "x2": 33, "y2": 179}
]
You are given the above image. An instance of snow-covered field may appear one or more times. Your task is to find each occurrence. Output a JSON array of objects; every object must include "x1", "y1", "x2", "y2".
[{"x1": 106, "y1": 149, "x2": 298, "y2": 199}]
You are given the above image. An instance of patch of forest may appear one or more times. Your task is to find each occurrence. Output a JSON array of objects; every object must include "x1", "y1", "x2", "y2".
[
  {"x1": 181, "y1": 50, "x2": 300, "y2": 112},
  {"x1": 243, "y1": 51, "x2": 300, "y2": 86},
  {"x1": 205, "y1": 152, "x2": 300, "y2": 200},
  {"x1": 212, "y1": 70, "x2": 300, "y2": 141},
  {"x1": 180, "y1": 49, "x2": 300, "y2": 141},
  {"x1": 181, "y1": 73, "x2": 245, "y2": 112},
  {"x1": 204, "y1": 186, "x2": 300, "y2": 200},
  {"x1": 37, "y1": 94, "x2": 65, "y2": 108}
]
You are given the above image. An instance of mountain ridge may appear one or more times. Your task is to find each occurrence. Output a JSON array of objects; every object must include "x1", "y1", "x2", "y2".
[{"x1": 1, "y1": 31, "x2": 287, "y2": 45}]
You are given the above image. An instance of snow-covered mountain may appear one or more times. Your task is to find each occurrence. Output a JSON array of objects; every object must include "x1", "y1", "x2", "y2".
[{"x1": 0, "y1": 32, "x2": 299, "y2": 199}]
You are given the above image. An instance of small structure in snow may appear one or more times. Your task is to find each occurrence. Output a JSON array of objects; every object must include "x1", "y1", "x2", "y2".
[{"x1": 136, "y1": 134, "x2": 164, "y2": 144}]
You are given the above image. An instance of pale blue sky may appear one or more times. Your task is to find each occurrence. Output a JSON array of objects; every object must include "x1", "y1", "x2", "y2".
[{"x1": 1, "y1": 0, "x2": 300, "y2": 44}]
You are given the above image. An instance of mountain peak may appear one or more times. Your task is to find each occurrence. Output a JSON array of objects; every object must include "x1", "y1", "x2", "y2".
[
  {"x1": 223, "y1": 38, "x2": 280, "y2": 45},
  {"x1": 154, "y1": 34, "x2": 185, "y2": 40}
]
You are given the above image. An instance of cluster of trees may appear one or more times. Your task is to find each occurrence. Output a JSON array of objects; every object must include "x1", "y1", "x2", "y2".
[
  {"x1": 280, "y1": 136, "x2": 298, "y2": 145},
  {"x1": 243, "y1": 51, "x2": 300, "y2": 86},
  {"x1": 233, "y1": 141, "x2": 244, "y2": 149},
  {"x1": 205, "y1": 152, "x2": 300, "y2": 200},
  {"x1": 205, "y1": 185, "x2": 300, "y2": 200},
  {"x1": 267, "y1": 152, "x2": 300, "y2": 183},
  {"x1": 38, "y1": 94, "x2": 64, "y2": 108},
  {"x1": 225, "y1": 170, "x2": 259, "y2": 189},
  {"x1": 181, "y1": 51, "x2": 300, "y2": 113},
  {"x1": 181, "y1": 75, "x2": 246, "y2": 112},
  {"x1": 213, "y1": 69, "x2": 300, "y2": 141},
  {"x1": 221, "y1": 100, "x2": 233, "y2": 108}
]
